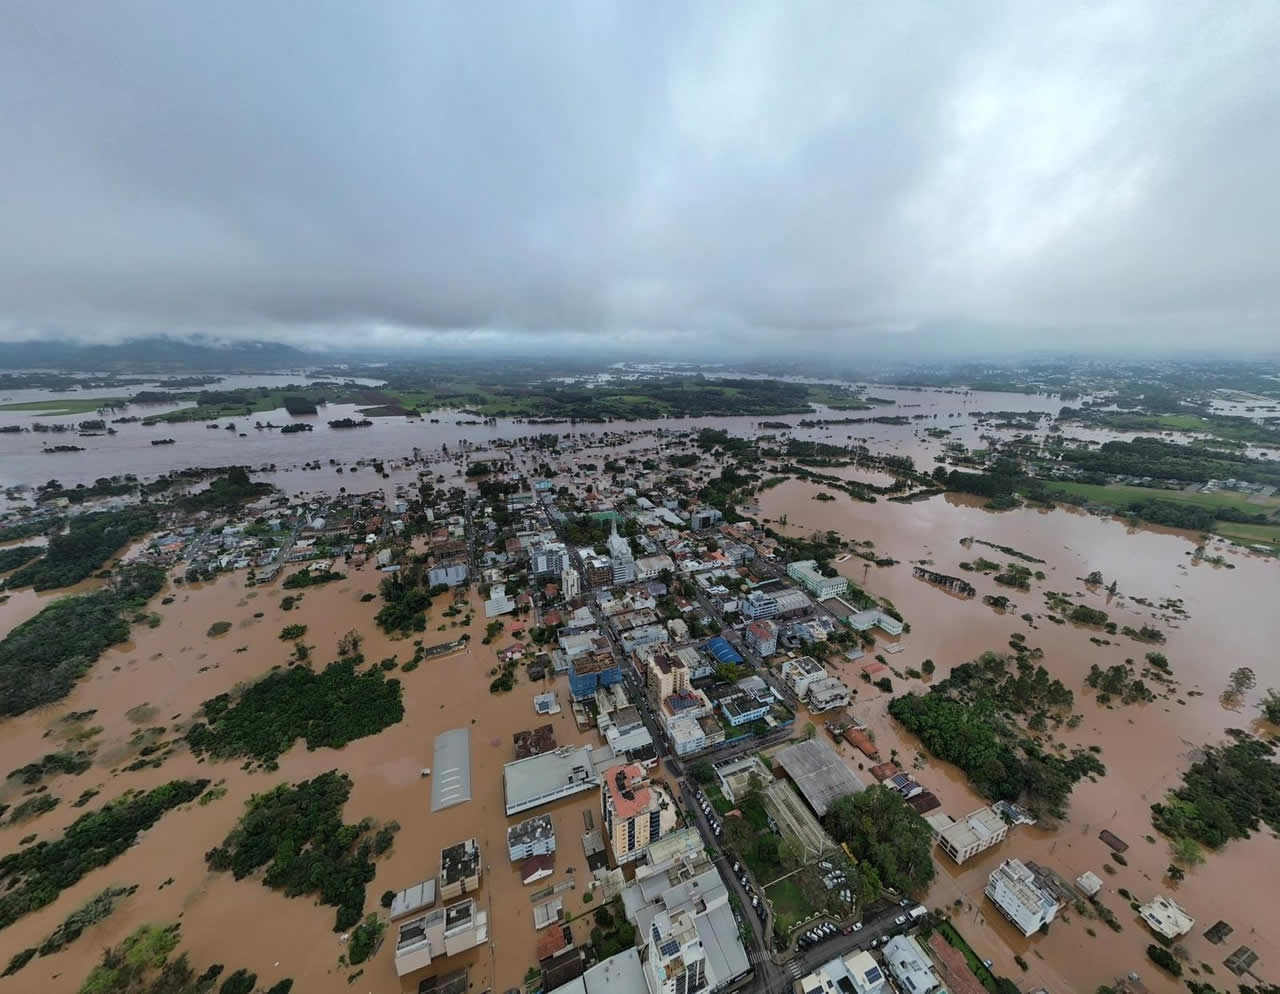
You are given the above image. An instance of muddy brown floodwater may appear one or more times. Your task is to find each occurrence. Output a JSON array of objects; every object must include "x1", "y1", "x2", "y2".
[
  {"x1": 0, "y1": 568, "x2": 605, "y2": 994},
  {"x1": 764, "y1": 478, "x2": 1280, "y2": 994}
]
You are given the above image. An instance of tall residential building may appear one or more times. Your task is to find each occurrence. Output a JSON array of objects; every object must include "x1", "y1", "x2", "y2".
[
  {"x1": 985, "y1": 858, "x2": 1062, "y2": 936},
  {"x1": 532, "y1": 541, "x2": 569, "y2": 577},
  {"x1": 608, "y1": 520, "x2": 636, "y2": 584},
  {"x1": 643, "y1": 906, "x2": 708, "y2": 994},
  {"x1": 561, "y1": 564, "x2": 581, "y2": 600},
  {"x1": 601, "y1": 762, "x2": 676, "y2": 865}
]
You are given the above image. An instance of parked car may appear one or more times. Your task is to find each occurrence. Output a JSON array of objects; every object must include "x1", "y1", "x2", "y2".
[
  {"x1": 894, "y1": 915, "x2": 908, "y2": 926},
  {"x1": 852, "y1": 922, "x2": 863, "y2": 932}
]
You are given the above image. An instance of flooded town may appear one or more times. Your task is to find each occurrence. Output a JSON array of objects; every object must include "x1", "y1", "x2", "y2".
[
  {"x1": 1, "y1": 9, "x2": 1278, "y2": 994},
  {"x1": 0, "y1": 359, "x2": 1277, "y2": 994}
]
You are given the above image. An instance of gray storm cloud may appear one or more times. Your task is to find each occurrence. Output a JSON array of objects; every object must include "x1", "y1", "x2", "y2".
[{"x1": 0, "y1": 1, "x2": 1277, "y2": 354}]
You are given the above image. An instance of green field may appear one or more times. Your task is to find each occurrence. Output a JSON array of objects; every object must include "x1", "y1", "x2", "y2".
[
  {"x1": 764, "y1": 876, "x2": 810, "y2": 932},
  {"x1": 1048, "y1": 480, "x2": 1280, "y2": 513},
  {"x1": 1214, "y1": 521, "x2": 1280, "y2": 549},
  {"x1": 0, "y1": 397, "x2": 131, "y2": 415}
]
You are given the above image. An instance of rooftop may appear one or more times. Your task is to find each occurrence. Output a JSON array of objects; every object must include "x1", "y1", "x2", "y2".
[
  {"x1": 504, "y1": 743, "x2": 612, "y2": 813},
  {"x1": 441, "y1": 838, "x2": 481, "y2": 885},
  {"x1": 604, "y1": 762, "x2": 653, "y2": 820},
  {"x1": 431, "y1": 728, "x2": 472, "y2": 812},
  {"x1": 774, "y1": 738, "x2": 865, "y2": 817},
  {"x1": 514, "y1": 724, "x2": 558, "y2": 760},
  {"x1": 389, "y1": 878, "x2": 437, "y2": 920},
  {"x1": 936, "y1": 806, "x2": 1006, "y2": 851},
  {"x1": 508, "y1": 813, "x2": 555, "y2": 849}
]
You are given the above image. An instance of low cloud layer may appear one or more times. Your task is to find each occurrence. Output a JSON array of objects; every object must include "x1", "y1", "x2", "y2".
[{"x1": 1, "y1": 2, "x2": 1277, "y2": 354}]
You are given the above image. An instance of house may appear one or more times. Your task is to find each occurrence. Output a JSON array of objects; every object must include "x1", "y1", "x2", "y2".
[
  {"x1": 795, "y1": 950, "x2": 887, "y2": 994},
  {"x1": 429, "y1": 563, "x2": 469, "y2": 587},
  {"x1": 1139, "y1": 895, "x2": 1194, "y2": 939},
  {"x1": 880, "y1": 936, "x2": 945, "y2": 994},
  {"x1": 807, "y1": 676, "x2": 850, "y2": 713}
]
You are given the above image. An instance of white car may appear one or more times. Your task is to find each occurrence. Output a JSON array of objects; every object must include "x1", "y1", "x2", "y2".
[
  {"x1": 894, "y1": 915, "x2": 908, "y2": 926},
  {"x1": 852, "y1": 922, "x2": 863, "y2": 932}
]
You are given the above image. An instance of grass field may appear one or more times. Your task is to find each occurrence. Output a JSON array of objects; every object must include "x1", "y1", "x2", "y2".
[
  {"x1": 1048, "y1": 481, "x2": 1280, "y2": 513},
  {"x1": 1214, "y1": 521, "x2": 1280, "y2": 548},
  {"x1": 0, "y1": 397, "x2": 131, "y2": 415},
  {"x1": 764, "y1": 877, "x2": 810, "y2": 932}
]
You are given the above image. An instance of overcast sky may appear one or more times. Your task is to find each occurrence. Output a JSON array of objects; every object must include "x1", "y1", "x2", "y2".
[{"x1": 1, "y1": 2, "x2": 1277, "y2": 356}]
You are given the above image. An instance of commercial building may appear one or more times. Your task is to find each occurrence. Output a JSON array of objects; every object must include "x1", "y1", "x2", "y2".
[
  {"x1": 635, "y1": 554, "x2": 675, "y2": 581},
  {"x1": 795, "y1": 950, "x2": 887, "y2": 994},
  {"x1": 847, "y1": 609, "x2": 904, "y2": 637},
  {"x1": 431, "y1": 728, "x2": 472, "y2": 812},
  {"x1": 781, "y1": 655, "x2": 828, "y2": 698},
  {"x1": 744, "y1": 619, "x2": 778, "y2": 657},
  {"x1": 704, "y1": 636, "x2": 743, "y2": 666},
  {"x1": 929, "y1": 806, "x2": 1009, "y2": 864},
  {"x1": 620, "y1": 624, "x2": 669, "y2": 655},
  {"x1": 787, "y1": 560, "x2": 849, "y2": 600},
  {"x1": 619, "y1": 836, "x2": 748, "y2": 994},
  {"x1": 719, "y1": 693, "x2": 770, "y2": 727},
  {"x1": 740, "y1": 589, "x2": 778, "y2": 621},
  {"x1": 393, "y1": 896, "x2": 488, "y2": 977},
  {"x1": 985, "y1": 859, "x2": 1062, "y2": 936},
  {"x1": 547, "y1": 948, "x2": 648, "y2": 994},
  {"x1": 806, "y1": 675, "x2": 850, "y2": 713},
  {"x1": 608, "y1": 521, "x2": 636, "y2": 584},
  {"x1": 601, "y1": 762, "x2": 678, "y2": 865},
  {"x1": 1140, "y1": 895, "x2": 1194, "y2": 939},
  {"x1": 880, "y1": 935, "x2": 946, "y2": 994},
  {"x1": 561, "y1": 564, "x2": 582, "y2": 600},
  {"x1": 504, "y1": 743, "x2": 614, "y2": 815},
  {"x1": 440, "y1": 838, "x2": 482, "y2": 900},
  {"x1": 484, "y1": 583, "x2": 516, "y2": 617},
  {"x1": 507, "y1": 814, "x2": 556, "y2": 862},
  {"x1": 581, "y1": 552, "x2": 613, "y2": 587},
  {"x1": 691, "y1": 507, "x2": 723, "y2": 531},
  {"x1": 428, "y1": 563, "x2": 469, "y2": 588},
  {"x1": 774, "y1": 738, "x2": 865, "y2": 818}
]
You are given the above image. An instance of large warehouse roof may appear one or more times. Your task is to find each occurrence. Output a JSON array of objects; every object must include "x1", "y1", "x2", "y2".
[
  {"x1": 704, "y1": 636, "x2": 743, "y2": 665},
  {"x1": 775, "y1": 738, "x2": 864, "y2": 817}
]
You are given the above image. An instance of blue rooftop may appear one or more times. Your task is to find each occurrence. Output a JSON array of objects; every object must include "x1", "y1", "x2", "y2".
[{"x1": 705, "y1": 636, "x2": 743, "y2": 665}]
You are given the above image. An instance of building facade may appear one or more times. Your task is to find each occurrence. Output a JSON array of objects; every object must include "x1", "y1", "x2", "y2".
[
  {"x1": 740, "y1": 589, "x2": 778, "y2": 620},
  {"x1": 933, "y1": 806, "x2": 1008, "y2": 864},
  {"x1": 608, "y1": 521, "x2": 636, "y2": 584}
]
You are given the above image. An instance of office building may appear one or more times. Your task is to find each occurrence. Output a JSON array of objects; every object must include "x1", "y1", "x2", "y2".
[
  {"x1": 532, "y1": 542, "x2": 569, "y2": 577},
  {"x1": 929, "y1": 806, "x2": 1009, "y2": 864},
  {"x1": 786, "y1": 560, "x2": 848, "y2": 600},
  {"x1": 741, "y1": 589, "x2": 778, "y2": 620}
]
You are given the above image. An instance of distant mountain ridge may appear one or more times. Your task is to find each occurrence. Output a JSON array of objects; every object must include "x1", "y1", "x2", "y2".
[{"x1": 0, "y1": 337, "x2": 312, "y2": 371}]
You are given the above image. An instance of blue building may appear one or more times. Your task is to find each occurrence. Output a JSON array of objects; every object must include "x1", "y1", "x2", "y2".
[
  {"x1": 568, "y1": 655, "x2": 623, "y2": 700},
  {"x1": 705, "y1": 636, "x2": 743, "y2": 666}
]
